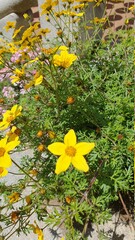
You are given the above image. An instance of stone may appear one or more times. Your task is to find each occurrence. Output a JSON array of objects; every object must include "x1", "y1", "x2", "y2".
[
  {"x1": 0, "y1": 0, "x2": 38, "y2": 19},
  {"x1": 0, "y1": 0, "x2": 38, "y2": 40}
]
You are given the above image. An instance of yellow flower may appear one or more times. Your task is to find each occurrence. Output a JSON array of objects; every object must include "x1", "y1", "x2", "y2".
[
  {"x1": 37, "y1": 28, "x2": 51, "y2": 36},
  {"x1": 24, "y1": 72, "x2": 43, "y2": 90},
  {"x1": 41, "y1": 0, "x2": 58, "y2": 14},
  {"x1": 6, "y1": 126, "x2": 21, "y2": 142},
  {"x1": 47, "y1": 130, "x2": 56, "y2": 139},
  {"x1": 93, "y1": 17, "x2": 106, "y2": 24},
  {"x1": 0, "y1": 136, "x2": 20, "y2": 168},
  {"x1": 30, "y1": 222, "x2": 44, "y2": 240},
  {"x1": 66, "y1": 96, "x2": 75, "y2": 104},
  {"x1": 10, "y1": 67, "x2": 25, "y2": 83},
  {"x1": 62, "y1": 10, "x2": 84, "y2": 17},
  {"x1": 48, "y1": 129, "x2": 95, "y2": 174},
  {"x1": 37, "y1": 130, "x2": 44, "y2": 138},
  {"x1": 128, "y1": 5, "x2": 135, "y2": 11},
  {"x1": 23, "y1": 13, "x2": 29, "y2": 19},
  {"x1": 53, "y1": 50, "x2": 77, "y2": 68},
  {"x1": 4, "y1": 21, "x2": 15, "y2": 32},
  {"x1": 37, "y1": 144, "x2": 45, "y2": 152},
  {"x1": 8, "y1": 192, "x2": 20, "y2": 203},
  {"x1": 73, "y1": 4, "x2": 85, "y2": 10},
  {"x1": 0, "y1": 167, "x2": 8, "y2": 178},
  {"x1": 0, "y1": 105, "x2": 22, "y2": 130},
  {"x1": 34, "y1": 72, "x2": 43, "y2": 86},
  {"x1": 125, "y1": 19, "x2": 129, "y2": 25}
]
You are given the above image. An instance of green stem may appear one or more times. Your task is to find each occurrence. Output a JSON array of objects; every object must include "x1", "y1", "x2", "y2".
[{"x1": 11, "y1": 158, "x2": 42, "y2": 189}]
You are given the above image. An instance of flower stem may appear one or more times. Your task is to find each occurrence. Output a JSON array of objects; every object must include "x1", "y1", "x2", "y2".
[{"x1": 11, "y1": 158, "x2": 42, "y2": 188}]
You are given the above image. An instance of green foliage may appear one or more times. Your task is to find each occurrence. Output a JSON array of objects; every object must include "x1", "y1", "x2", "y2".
[{"x1": 0, "y1": 5, "x2": 134, "y2": 240}]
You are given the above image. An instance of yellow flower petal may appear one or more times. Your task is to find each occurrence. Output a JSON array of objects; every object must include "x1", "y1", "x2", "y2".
[
  {"x1": 76, "y1": 142, "x2": 95, "y2": 155},
  {"x1": 48, "y1": 142, "x2": 66, "y2": 155},
  {"x1": 6, "y1": 138, "x2": 20, "y2": 152},
  {"x1": 64, "y1": 129, "x2": 76, "y2": 146},
  {"x1": 0, "y1": 153, "x2": 12, "y2": 168},
  {"x1": 34, "y1": 75, "x2": 43, "y2": 86},
  {"x1": 58, "y1": 46, "x2": 68, "y2": 51},
  {"x1": 72, "y1": 154, "x2": 89, "y2": 172},
  {"x1": 55, "y1": 155, "x2": 71, "y2": 174},
  {"x1": 0, "y1": 137, "x2": 7, "y2": 147}
]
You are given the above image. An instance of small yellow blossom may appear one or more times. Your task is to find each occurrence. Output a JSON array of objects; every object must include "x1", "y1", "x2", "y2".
[
  {"x1": 29, "y1": 169, "x2": 38, "y2": 176},
  {"x1": 41, "y1": 0, "x2": 58, "y2": 14},
  {"x1": 8, "y1": 192, "x2": 20, "y2": 203},
  {"x1": 38, "y1": 144, "x2": 45, "y2": 152},
  {"x1": 62, "y1": 10, "x2": 84, "y2": 17},
  {"x1": 47, "y1": 130, "x2": 56, "y2": 139},
  {"x1": 24, "y1": 72, "x2": 43, "y2": 90},
  {"x1": 128, "y1": 5, "x2": 135, "y2": 11},
  {"x1": 30, "y1": 222, "x2": 44, "y2": 240},
  {"x1": 93, "y1": 17, "x2": 106, "y2": 24},
  {"x1": 23, "y1": 13, "x2": 29, "y2": 19},
  {"x1": 57, "y1": 29, "x2": 63, "y2": 36},
  {"x1": 0, "y1": 105, "x2": 22, "y2": 130},
  {"x1": 37, "y1": 130, "x2": 44, "y2": 138},
  {"x1": 65, "y1": 196, "x2": 72, "y2": 204},
  {"x1": 6, "y1": 126, "x2": 21, "y2": 142},
  {"x1": 11, "y1": 68, "x2": 25, "y2": 83},
  {"x1": 34, "y1": 73, "x2": 43, "y2": 86},
  {"x1": 53, "y1": 50, "x2": 77, "y2": 68},
  {"x1": 34, "y1": 95, "x2": 40, "y2": 101},
  {"x1": 73, "y1": 4, "x2": 85, "y2": 10},
  {"x1": 67, "y1": 96, "x2": 75, "y2": 104},
  {"x1": 125, "y1": 19, "x2": 129, "y2": 24},
  {"x1": 0, "y1": 98, "x2": 4, "y2": 103},
  {"x1": 4, "y1": 21, "x2": 15, "y2": 31},
  {"x1": 48, "y1": 129, "x2": 95, "y2": 174},
  {"x1": 37, "y1": 28, "x2": 51, "y2": 36}
]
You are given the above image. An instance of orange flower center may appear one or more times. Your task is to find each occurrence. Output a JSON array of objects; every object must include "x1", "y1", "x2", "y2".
[
  {"x1": 0, "y1": 167, "x2": 4, "y2": 174},
  {"x1": 0, "y1": 147, "x2": 5, "y2": 157},
  {"x1": 65, "y1": 146, "x2": 76, "y2": 157}
]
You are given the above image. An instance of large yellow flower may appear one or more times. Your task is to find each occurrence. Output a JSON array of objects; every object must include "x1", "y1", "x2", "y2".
[
  {"x1": 0, "y1": 136, "x2": 20, "y2": 168},
  {"x1": 53, "y1": 50, "x2": 77, "y2": 68},
  {"x1": 48, "y1": 129, "x2": 95, "y2": 174},
  {"x1": 0, "y1": 105, "x2": 22, "y2": 130}
]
